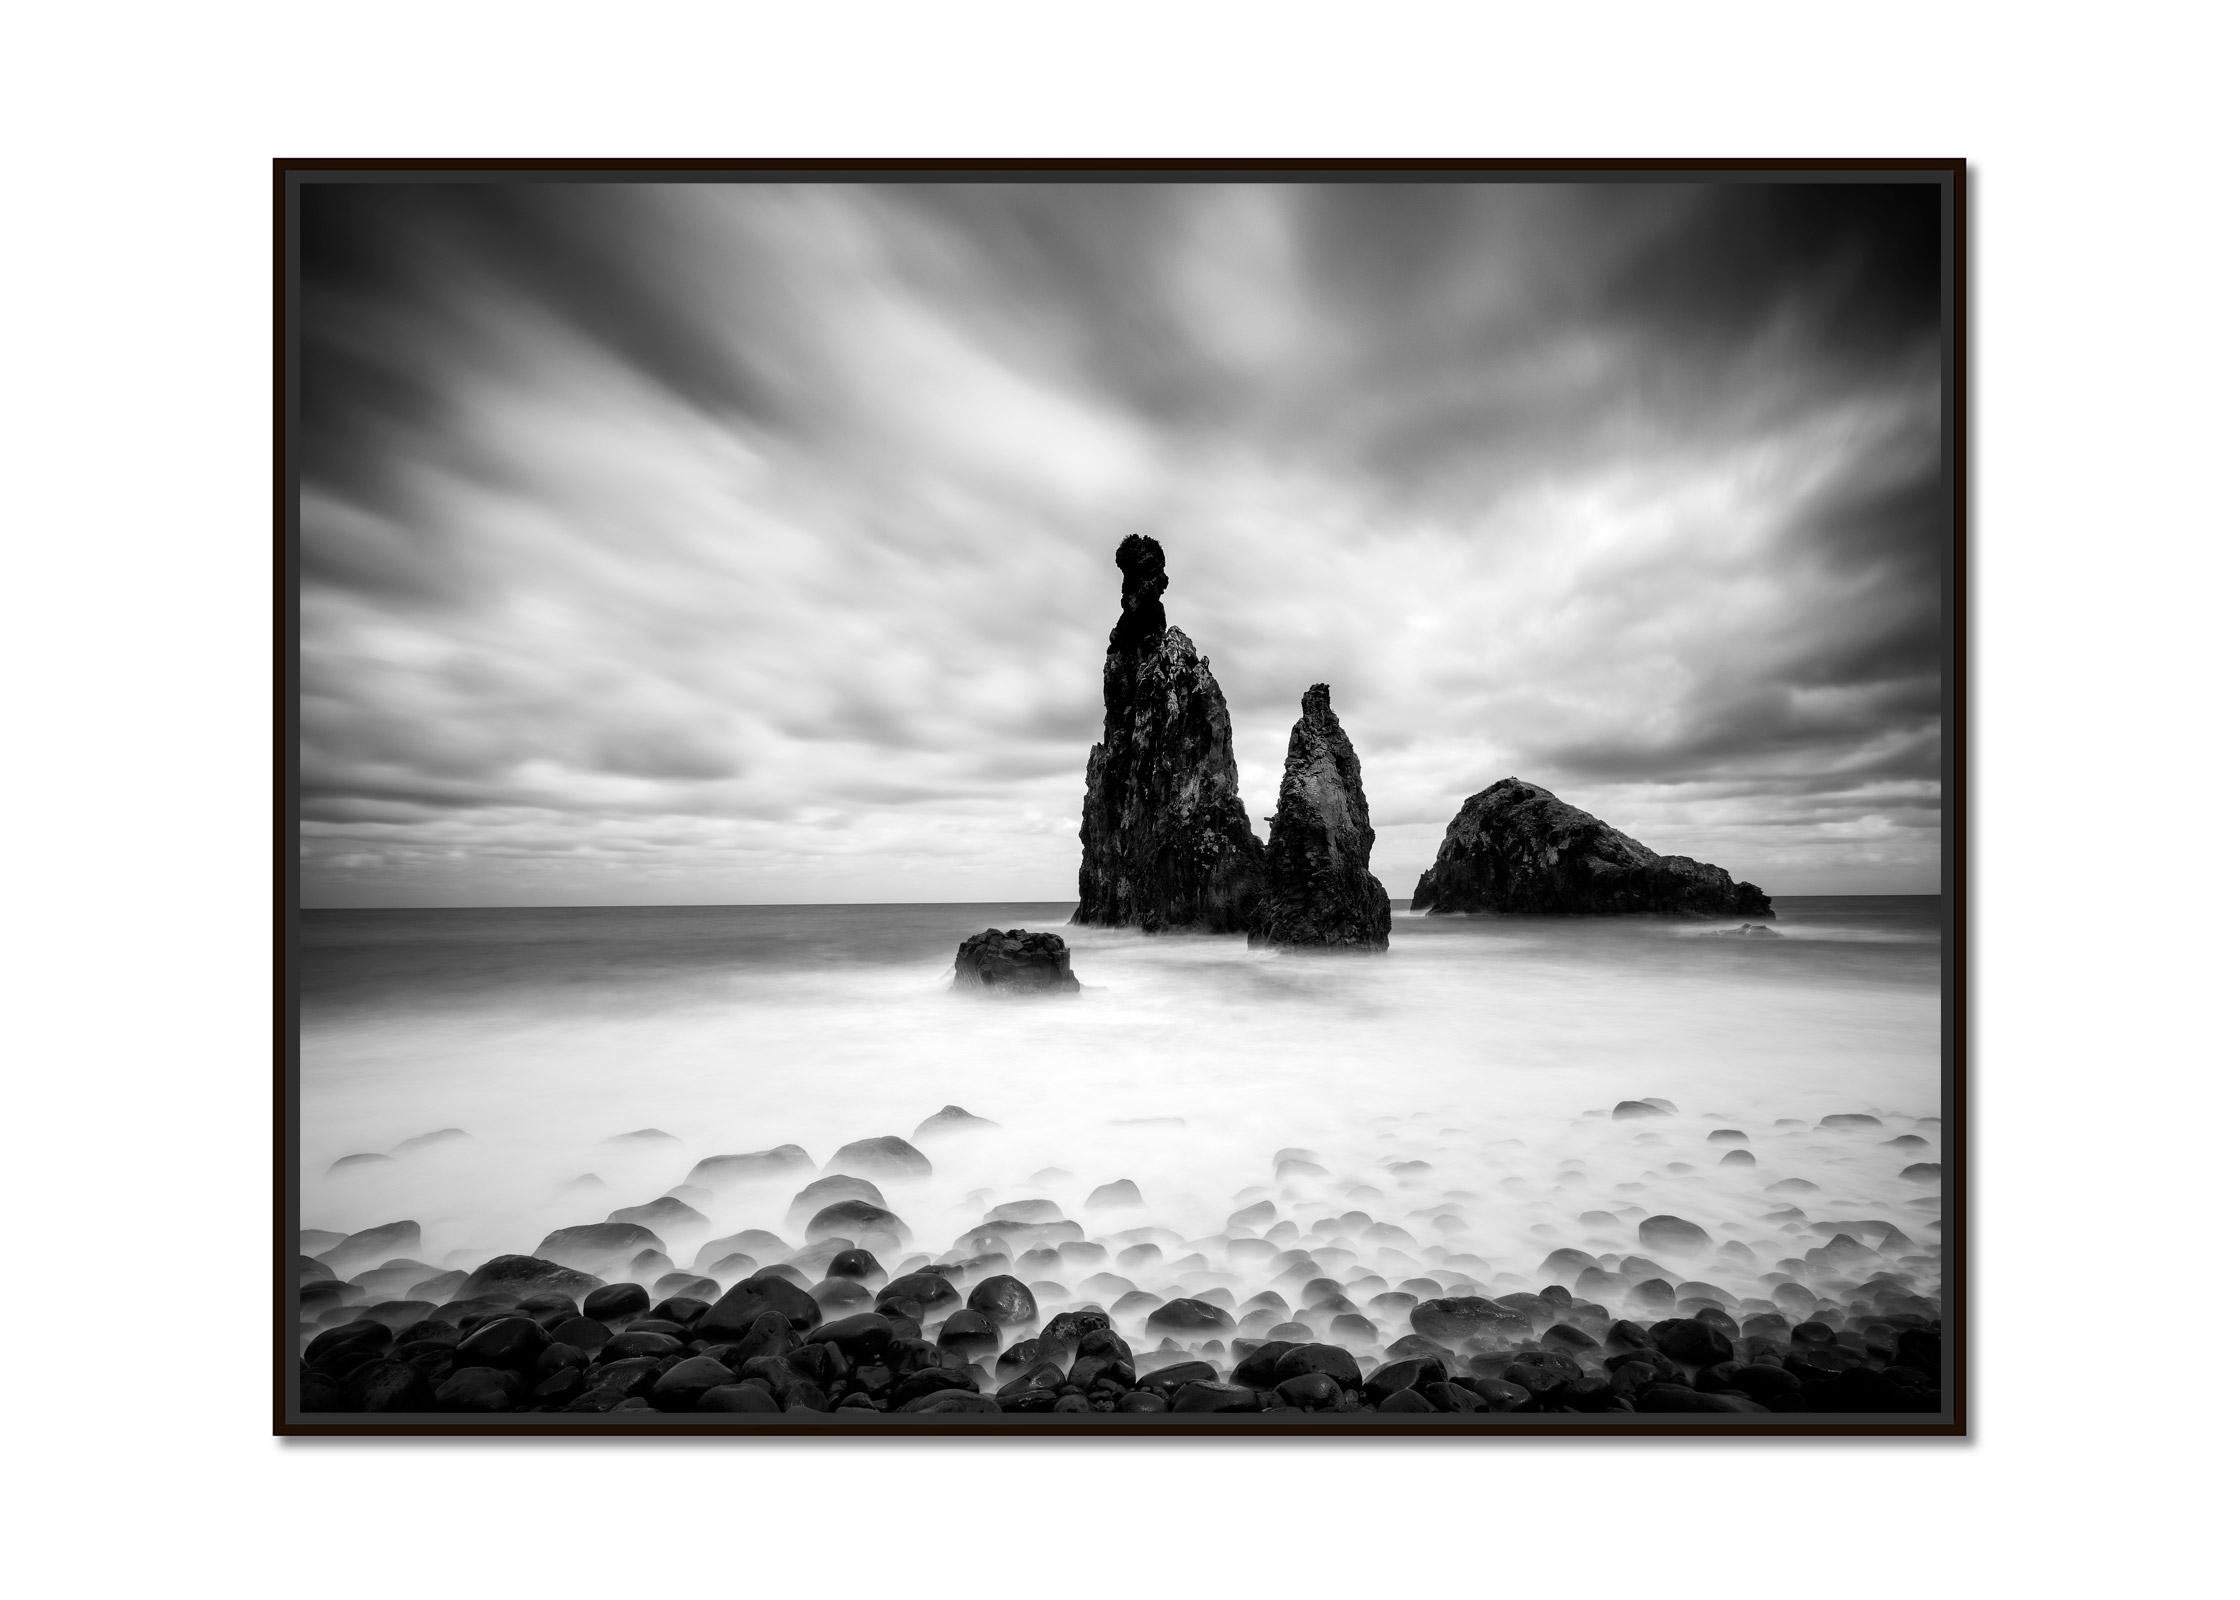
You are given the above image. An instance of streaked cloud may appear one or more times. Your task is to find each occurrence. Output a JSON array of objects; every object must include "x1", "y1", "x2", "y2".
[{"x1": 298, "y1": 179, "x2": 1944, "y2": 905}]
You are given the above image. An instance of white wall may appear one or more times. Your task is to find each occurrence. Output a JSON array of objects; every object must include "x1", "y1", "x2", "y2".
[{"x1": 7, "y1": 2, "x2": 2234, "y2": 1594}]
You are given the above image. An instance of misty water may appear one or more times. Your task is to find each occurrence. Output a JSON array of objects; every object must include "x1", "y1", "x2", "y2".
[{"x1": 299, "y1": 897, "x2": 1944, "y2": 1377}]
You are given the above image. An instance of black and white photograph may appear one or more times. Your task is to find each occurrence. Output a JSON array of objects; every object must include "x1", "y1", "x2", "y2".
[{"x1": 282, "y1": 166, "x2": 1961, "y2": 1432}]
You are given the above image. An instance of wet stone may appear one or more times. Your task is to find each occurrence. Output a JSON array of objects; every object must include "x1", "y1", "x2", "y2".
[{"x1": 1146, "y1": 1297, "x2": 1235, "y2": 1334}]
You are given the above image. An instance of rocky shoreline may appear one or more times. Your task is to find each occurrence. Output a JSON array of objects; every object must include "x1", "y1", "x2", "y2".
[{"x1": 298, "y1": 1107, "x2": 1944, "y2": 1419}]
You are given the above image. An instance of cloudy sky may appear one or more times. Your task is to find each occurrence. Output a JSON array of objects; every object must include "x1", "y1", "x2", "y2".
[{"x1": 297, "y1": 178, "x2": 1946, "y2": 908}]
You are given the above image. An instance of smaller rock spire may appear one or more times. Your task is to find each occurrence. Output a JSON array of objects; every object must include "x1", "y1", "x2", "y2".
[{"x1": 1248, "y1": 684, "x2": 1390, "y2": 950}]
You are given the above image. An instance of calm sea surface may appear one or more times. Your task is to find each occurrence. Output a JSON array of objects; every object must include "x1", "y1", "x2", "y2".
[
  {"x1": 296, "y1": 896, "x2": 1945, "y2": 1327},
  {"x1": 302, "y1": 896, "x2": 1939, "y2": 1017}
]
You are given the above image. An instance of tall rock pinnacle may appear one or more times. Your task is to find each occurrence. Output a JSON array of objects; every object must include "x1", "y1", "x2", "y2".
[
  {"x1": 1248, "y1": 684, "x2": 1391, "y2": 950},
  {"x1": 1072, "y1": 537, "x2": 1266, "y2": 933}
]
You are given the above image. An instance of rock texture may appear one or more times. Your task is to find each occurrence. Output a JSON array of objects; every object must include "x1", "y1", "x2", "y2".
[
  {"x1": 952, "y1": 929, "x2": 1081, "y2": 994},
  {"x1": 1411, "y1": 779, "x2": 1772, "y2": 918},
  {"x1": 1248, "y1": 685, "x2": 1390, "y2": 950},
  {"x1": 1073, "y1": 536, "x2": 1265, "y2": 933}
]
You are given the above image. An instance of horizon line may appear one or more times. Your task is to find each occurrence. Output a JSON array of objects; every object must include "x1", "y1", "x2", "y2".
[{"x1": 299, "y1": 890, "x2": 1943, "y2": 913}]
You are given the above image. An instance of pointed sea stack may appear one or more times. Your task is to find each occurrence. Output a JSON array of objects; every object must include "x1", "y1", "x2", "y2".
[
  {"x1": 1248, "y1": 684, "x2": 1390, "y2": 950},
  {"x1": 1411, "y1": 778, "x2": 1772, "y2": 917},
  {"x1": 1073, "y1": 536, "x2": 1266, "y2": 933}
]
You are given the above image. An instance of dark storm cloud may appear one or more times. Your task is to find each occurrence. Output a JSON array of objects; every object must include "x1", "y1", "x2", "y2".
[{"x1": 296, "y1": 179, "x2": 1946, "y2": 905}]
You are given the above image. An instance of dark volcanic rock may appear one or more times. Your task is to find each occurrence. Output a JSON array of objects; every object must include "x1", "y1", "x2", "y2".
[
  {"x1": 1145, "y1": 1297, "x2": 1235, "y2": 1335},
  {"x1": 1410, "y1": 1297, "x2": 1531, "y2": 1343},
  {"x1": 804, "y1": 1200, "x2": 911, "y2": 1248},
  {"x1": 454, "y1": 1255, "x2": 602, "y2": 1303},
  {"x1": 952, "y1": 929, "x2": 1082, "y2": 994},
  {"x1": 1410, "y1": 778, "x2": 1771, "y2": 917},
  {"x1": 1638, "y1": 1215, "x2": 1714, "y2": 1256},
  {"x1": 694, "y1": 1228, "x2": 792, "y2": 1270},
  {"x1": 393, "y1": 1127, "x2": 470, "y2": 1153},
  {"x1": 686, "y1": 1146, "x2": 813, "y2": 1187},
  {"x1": 699, "y1": 1274, "x2": 822, "y2": 1338},
  {"x1": 1246, "y1": 684, "x2": 1391, "y2": 951},
  {"x1": 913, "y1": 1104, "x2": 998, "y2": 1139},
  {"x1": 825, "y1": 1136, "x2": 931, "y2": 1179},
  {"x1": 606, "y1": 1197, "x2": 709, "y2": 1232},
  {"x1": 785, "y1": 1175, "x2": 885, "y2": 1229},
  {"x1": 965, "y1": 1274, "x2": 1039, "y2": 1327},
  {"x1": 1071, "y1": 535, "x2": 1266, "y2": 934},
  {"x1": 317, "y1": 1220, "x2": 422, "y2": 1276},
  {"x1": 534, "y1": 1223, "x2": 664, "y2": 1274},
  {"x1": 583, "y1": 1283, "x2": 651, "y2": 1322}
]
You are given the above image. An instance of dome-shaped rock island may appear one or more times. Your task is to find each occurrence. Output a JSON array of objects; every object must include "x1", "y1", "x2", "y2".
[{"x1": 1412, "y1": 778, "x2": 1772, "y2": 918}]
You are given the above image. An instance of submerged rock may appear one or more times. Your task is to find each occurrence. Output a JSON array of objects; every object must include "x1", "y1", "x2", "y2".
[
  {"x1": 686, "y1": 1146, "x2": 813, "y2": 1187},
  {"x1": 804, "y1": 1199, "x2": 911, "y2": 1248},
  {"x1": 534, "y1": 1222, "x2": 664, "y2": 1274},
  {"x1": 317, "y1": 1220, "x2": 422, "y2": 1276},
  {"x1": 913, "y1": 1104, "x2": 998, "y2": 1139},
  {"x1": 1247, "y1": 684, "x2": 1390, "y2": 951},
  {"x1": 952, "y1": 930, "x2": 1081, "y2": 995},
  {"x1": 825, "y1": 1136, "x2": 931, "y2": 1179},
  {"x1": 393, "y1": 1128, "x2": 471, "y2": 1153},
  {"x1": 1072, "y1": 535, "x2": 1266, "y2": 933},
  {"x1": 453, "y1": 1254, "x2": 603, "y2": 1302},
  {"x1": 785, "y1": 1175, "x2": 885, "y2": 1229},
  {"x1": 1411, "y1": 778, "x2": 1772, "y2": 917}
]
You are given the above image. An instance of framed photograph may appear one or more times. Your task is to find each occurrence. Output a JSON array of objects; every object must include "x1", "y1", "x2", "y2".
[{"x1": 279, "y1": 160, "x2": 1964, "y2": 1435}]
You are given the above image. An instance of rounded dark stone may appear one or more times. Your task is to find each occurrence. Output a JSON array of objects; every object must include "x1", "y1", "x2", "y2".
[
  {"x1": 1409, "y1": 1297, "x2": 1530, "y2": 1343},
  {"x1": 964, "y1": 1273, "x2": 1038, "y2": 1326},
  {"x1": 825, "y1": 1248, "x2": 884, "y2": 1281},
  {"x1": 650, "y1": 1355, "x2": 738, "y2": 1410},
  {"x1": 1169, "y1": 1381, "x2": 1263, "y2": 1413},
  {"x1": 1133, "y1": 1360, "x2": 1219, "y2": 1397},
  {"x1": 936, "y1": 1309, "x2": 1000, "y2": 1357},
  {"x1": 1637, "y1": 1215, "x2": 1713, "y2": 1255},
  {"x1": 697, "y1": 1382, "x2": 780, "y2": 1412},
  {"x1": 1274, "y1": 1371, "x2": 1343, "y2": 1409},
  {"x1": 685, "y1": 1146, "x2": 813, "y2": 1187},
  {"x1": 1273, "y1": 1342, "x2": 1362, "y2": 1389},
  {"x1": 304, "y1": 1320, "x2": 391, "y2": 1368},
  {"x1": 825, "y1": 1135, "x2": 932, "y2": 1179},
  {"x1": 602, "y1": 1330, "x2": 683, "y2": 1360},
  {"x1": 1145, "y1": 1297, "x2": 1235, "y2": 1334},
  {"x1": 433, "y1": 1366, "x2": 520, "y2": 1411},
  {"x1": 812, "y1": 1278, "x2": 872, "y2": 1314},
  {"x1": 453, "y1": 1254, "x2": 604, "y2": 1302},
  {"x1": 1649, "y1": 1318, "x2": 1736, "y2": 1367},
  {"x1": 876, "y1": 1271, "x2": 961, "y2": 1313},
  {"x1": 1363, "y1": 1357, "x2": 1440, "y2": 1402},
  {"x1": 805, "y1": 1200, "x2": 911, "y2": 1247},
  {"x1": 583, "y1": 1282, "x2": 651, "y2": 1322},
  {"x1": 699, "y1": 1274, "x2": 822, "y2": 1338},
  {"x1": 607, "y1": 1195, "x2": 709, "y2": 1233},
  {"x1": 455, "y1": 1316, "x2": 549, "y2": 1371}
]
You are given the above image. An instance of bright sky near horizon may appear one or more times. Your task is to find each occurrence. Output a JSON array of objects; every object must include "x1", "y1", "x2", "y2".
[{"x1": 297, "y1": 180, "x2": 1946, "y2": 908}]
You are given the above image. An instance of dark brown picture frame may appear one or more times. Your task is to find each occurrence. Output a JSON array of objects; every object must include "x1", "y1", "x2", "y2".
[{"x1": 277, "y1": 157, "x2": 1966, "y2": 1438}]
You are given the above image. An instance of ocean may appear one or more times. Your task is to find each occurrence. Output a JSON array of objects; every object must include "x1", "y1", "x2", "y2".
[{"x1": 297, "y1": 896, "x2": 1945, "y2": 1357}]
